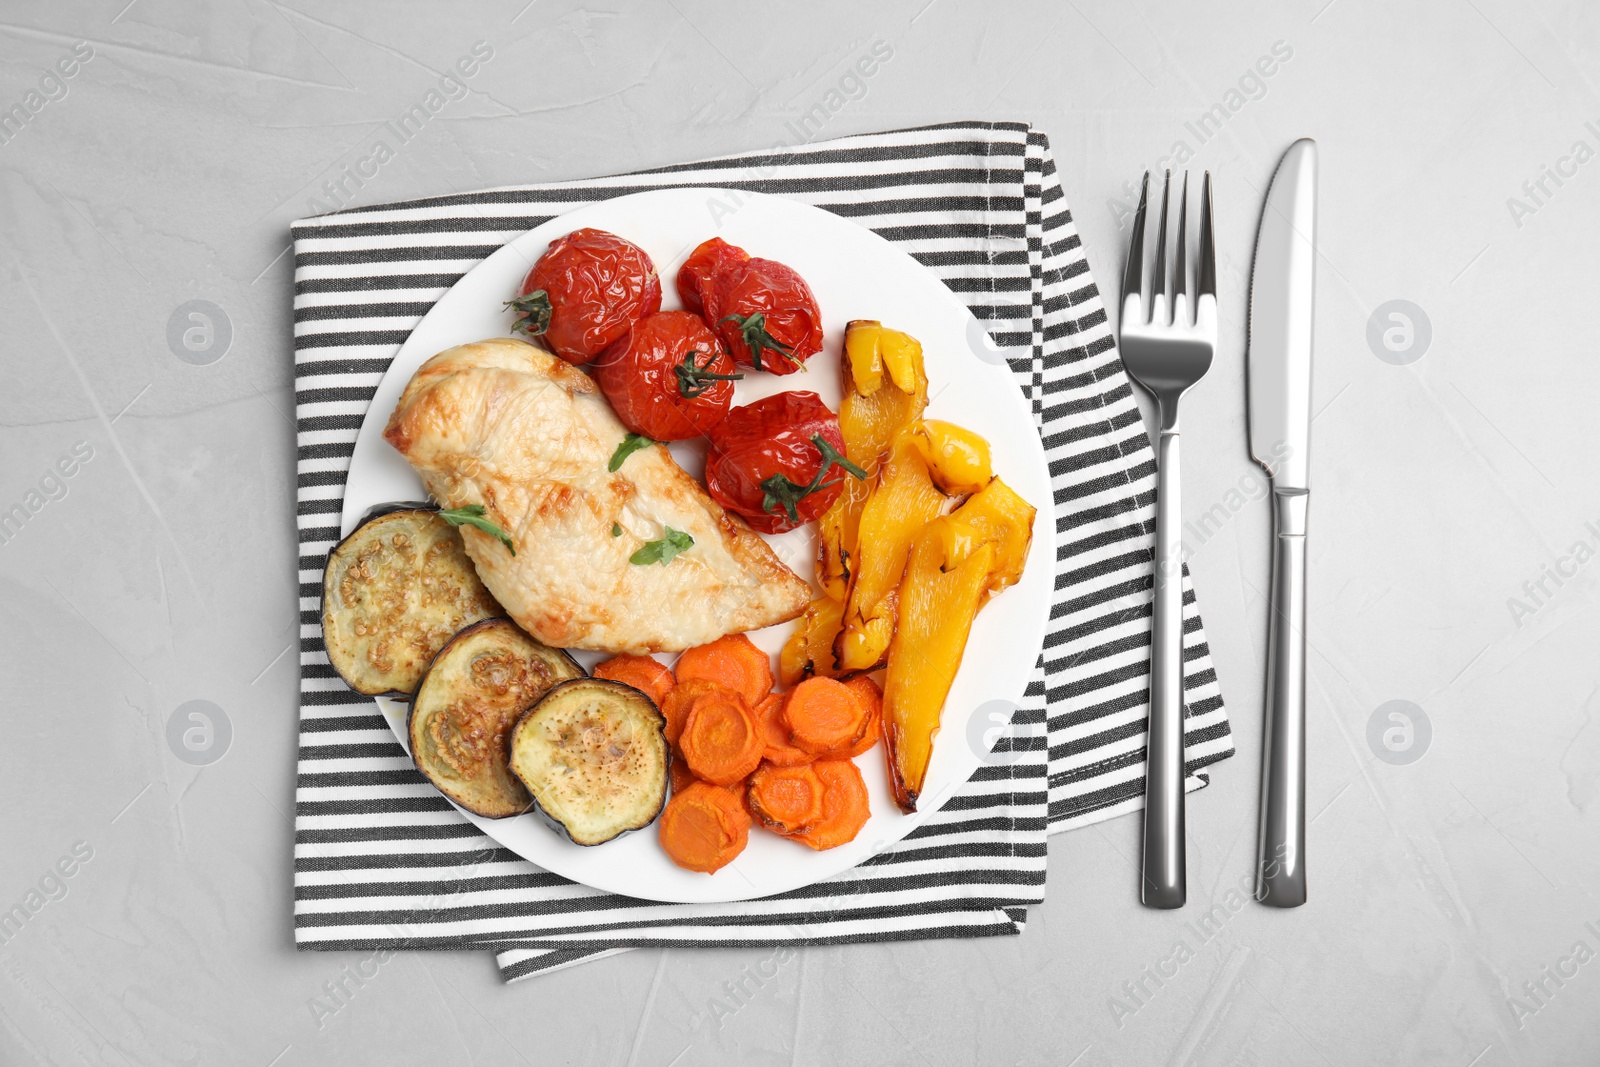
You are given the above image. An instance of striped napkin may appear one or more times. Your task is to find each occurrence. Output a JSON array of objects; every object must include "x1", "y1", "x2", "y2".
[{"x1": 291, "y1": 121, "x2": 1233, "y2": 982}]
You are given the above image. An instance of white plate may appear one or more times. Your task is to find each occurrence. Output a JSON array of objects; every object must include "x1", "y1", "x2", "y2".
[{"x1": 341, "y1": 188, "x2": 1053, "y2": 903}]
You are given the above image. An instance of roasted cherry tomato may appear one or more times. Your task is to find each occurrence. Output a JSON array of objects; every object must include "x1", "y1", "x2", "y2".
[
  {"x1": 705, "y1": 391, "x2": 867, "y2": 534},
  {"x1": 593, "y1": 312, "x2": 744, "y2": 441},
  {"x1": 676, "y1": 237, "x2": 824, "y2": 375},
  {"x1": 509, "y1": 227, "x2": 661, "y2": 365},
  {"x1": 677, "y1": 236, "x2": 747, "y2": 317}
]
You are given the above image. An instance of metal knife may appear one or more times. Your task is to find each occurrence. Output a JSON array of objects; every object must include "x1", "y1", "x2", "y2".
[{"x1": 1247, "y1": 138, "x2": 1317, "y2": 908}]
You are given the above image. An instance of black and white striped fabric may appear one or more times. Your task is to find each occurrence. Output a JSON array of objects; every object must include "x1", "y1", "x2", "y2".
[{"x1": 292, "y1": 122, "x2": 1233, "y2": 983}]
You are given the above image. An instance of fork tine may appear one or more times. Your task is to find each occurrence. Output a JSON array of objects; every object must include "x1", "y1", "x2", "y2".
[
  {"x1": 1197, "y1": 171, "x2": 1216, "y2": 300},
  {"x1": 1173, "y1": 172, "x2": 1189, "y2": 321},
  {"x1": 1121, "y1": 172, "x2": 1150, "y2": 319},
  {"x1": 1151, "y1": 171, "x2": 1171, "y2": 323}
]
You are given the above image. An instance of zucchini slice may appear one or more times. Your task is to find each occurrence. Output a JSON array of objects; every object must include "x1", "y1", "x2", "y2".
[
  {"x1": 322, "y1": 505, "x2": 505, "y2": 697},
  {"x1": 509, "y1": 679, "x2": 670, "y2": 846},
  {"x1": 409, "y1": 618, "x2": 584, "y2": 818}
]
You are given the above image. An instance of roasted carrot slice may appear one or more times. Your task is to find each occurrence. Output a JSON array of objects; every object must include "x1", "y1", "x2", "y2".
[
  {"x1": 593, "y1": 654, "x2": 676, "y2": 708},
  {"x1": 746, "y1": 762, "x2": 826, "y2": 835},
  {"x1": 660, "y1": 678, "x2": 732, "y2": 751},
  {"x1": 659, "y1": 782, "x2": 751, "y2": 873},
  {"x1": 669, "y1": 756, "x2": 698, "y2": 794},
  {"x1": 756, "y1": 691, "x2": 811, "y2": 767},
  {"x1": 791, "y1": 760, "x2": 870, "y2": 851},
  {"x1": 679, "y1": 686, "x2": 764, "y2": 786},
  {"x1": 841, "y1": 675, "x2": 883, "y2": 758},
  {"x1": 783, "y1": 676, "x2": 868, "y2": 757},
  {"x1": 674, "y1": 633, "x2": 774, "y2": 708}
]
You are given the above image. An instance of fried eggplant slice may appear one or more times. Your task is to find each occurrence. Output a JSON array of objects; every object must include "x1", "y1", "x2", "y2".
[
  {"x1": 321, "y1": 505, "x2": 505, "y2": 697},
  {"x1": 509, "y1": 678, "x2": 670, "y2": 845},
  {"x1": 409, "y1": 618, "x2": 584, "y2": 818}
]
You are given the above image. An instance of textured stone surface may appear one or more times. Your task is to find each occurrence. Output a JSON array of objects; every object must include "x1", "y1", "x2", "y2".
[{"x1": 1, "y1": 1, "x2": 1597, "y2": 1064}]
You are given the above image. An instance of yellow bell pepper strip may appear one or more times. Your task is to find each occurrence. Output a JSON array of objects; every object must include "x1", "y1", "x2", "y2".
[
  {"x1": 908, "y1": 420, "x2": 993, "y2": 497},
  {"x1": 881, "y1": 527, "x2": 996, "y2": 812},
  {"x1": 816, "y1": 321, "x2": 929, "y2": 601},
  {"x1": 816, "y1": 474, "x2": 873, "y2": 604},
  {"x1": 833, "y1": 426, "x2": 948, "y2": 672},
  {"x1": 843, "y1": 318, "x2": 923, "y2": 398},
  {"x1": 877, "y1": 327, "x2": 923, "y2": 394},
  {"x1": 932, "y1": 476, "x2": 1036, "y2": 602},
  {"x1": 779, "y1": 594, "x2": 846, "y2": 686},
  {"x1": 880, "y1": 478, "x2": 1036, "y2": 812},
  {"x1": 844, "y1": 318, "x2": 887, "y2": 396}
]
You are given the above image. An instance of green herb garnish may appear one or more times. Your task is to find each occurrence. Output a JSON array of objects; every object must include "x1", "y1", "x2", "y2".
[
  {"x1": 611, "y1": 523, "x2": 622, "y2": 537},
  {"x1": 674, "y1": 349, "x2": 744, "y2": 398},
  {"x1": 439, "y1": 505, "x2": 515, "y2": 555},
  {"x1": 759, "y1": 434, "x2": 868, "y2": 524},
  {"x1": 608, "y1": 432, "x2": 656, "y2": 472},
  {"x1": 720, "y1": 312, "x2": 801, "y2": 371},
  {"x1": 629, "y1": 526, "x2": 694, "y2": 566},
  {"x1": 505, "y1": 290, "x2": 553, "y2": 337}
]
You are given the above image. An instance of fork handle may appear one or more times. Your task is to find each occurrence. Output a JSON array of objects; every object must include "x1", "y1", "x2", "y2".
[
  {"x1": 1141, "y1": 425, "x2": 1186, "y2": 909},
  {"x1": 1256, "y1": 489, "x2": 1308, "y2": 907}
]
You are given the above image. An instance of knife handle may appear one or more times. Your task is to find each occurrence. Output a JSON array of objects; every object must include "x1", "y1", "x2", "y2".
[
  {"x1": 1256, "y1": 488, "x2": 1308, "y2": 907},
  {"x1": 1140, "y1": 426, "x2": 1186, "y2": 909}
]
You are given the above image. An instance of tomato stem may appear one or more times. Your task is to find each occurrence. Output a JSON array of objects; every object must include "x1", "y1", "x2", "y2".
[
  {"x1": 758, "y1": 434, "x2": 866, "y2": 524},
  {"x1": 812, "y1": 434, "x2": 868, "y2": 481},
  {"x1": 674, "y1": 349, "x2": 744, "y2": 398},
  {"x1": 720, "y1": 312, "x2": 801, "y2": 371},
  {"x1": 506, "y1": 290, "x2": 553, "y2": 337}
]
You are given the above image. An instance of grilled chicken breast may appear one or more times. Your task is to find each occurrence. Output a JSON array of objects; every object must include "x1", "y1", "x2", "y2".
[{"x1": 383, "y1": 337, "x2": 810, "y2": 654}]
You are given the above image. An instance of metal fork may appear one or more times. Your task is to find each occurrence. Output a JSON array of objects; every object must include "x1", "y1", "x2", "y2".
[{"x1": 1119, "y1": 170, "x2": 1217, "y2": 909}]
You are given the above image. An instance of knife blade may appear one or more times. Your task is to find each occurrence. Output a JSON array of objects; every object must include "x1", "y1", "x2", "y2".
[
  {"x1": 1247, "y1": 137, "x2": 1316, "y2": 908},
  {"x1": 1249, "y1": 139, "x2": 1316, "y2": 485}
]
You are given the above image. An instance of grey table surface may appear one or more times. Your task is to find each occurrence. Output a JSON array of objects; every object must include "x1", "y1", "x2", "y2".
[{"x1": 3, "y1": 1, "x2": 1598, "y2": 1064}]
